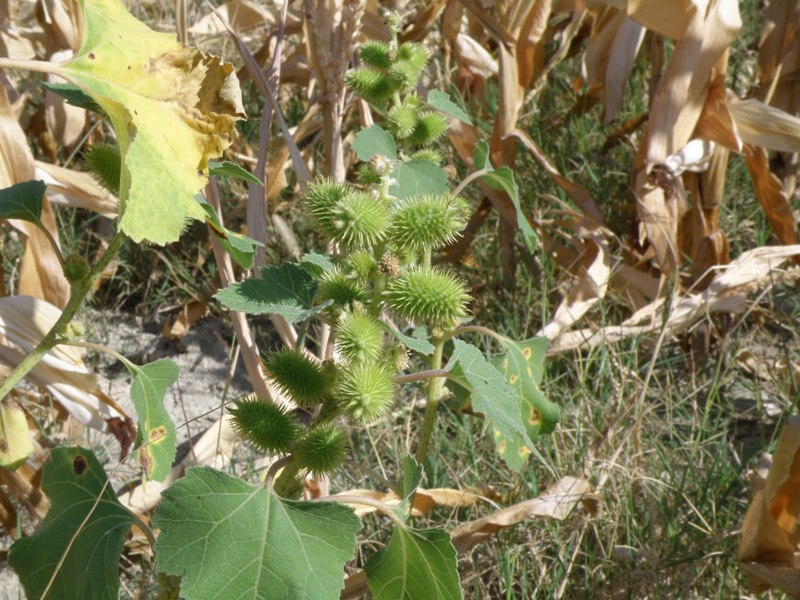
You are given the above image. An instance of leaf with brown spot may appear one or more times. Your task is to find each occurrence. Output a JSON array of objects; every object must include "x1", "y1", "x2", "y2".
[{"x1": 123, "y1": 358, "x2": 178, "y2": 482}]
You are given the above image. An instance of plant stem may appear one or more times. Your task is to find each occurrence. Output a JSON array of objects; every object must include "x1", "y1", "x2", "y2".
[
  {"x1": 37, "y1": 224, "x2": 65, "y2": 268},
  {"x1": 0, "y1": 232, "x2": 126, "y2": 404},
  {"x1": 451, "y1": 168, "x2": 490, "y2": 198},
  {"x1": 394, "y1": 369, "x2": 450, "y2": 384},
  {"x1": 0, "y1": 57, "x2": 67, "y2": 78},
  {"x1": 414, "y1": 335, "x2": 445, "y2": 463}
]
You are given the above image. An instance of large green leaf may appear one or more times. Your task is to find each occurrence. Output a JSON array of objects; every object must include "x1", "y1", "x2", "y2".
[
  {"x1": 125, "y1": 358, "x2": 178, "y2": 482},
  {"x1": 0, "y1": 180, "x2": 45, "y2": 224},
  {"x1": 60, "y1": 0, "x2": 244, "y2": 245},
  {"x1": 473, "y1": 141, "x2": 537, "y2": 252},
  {"x1": 9, "y1": 447, "x2": 137, "y2": 600},
  {"x1": 215, "y1": 262, "x2": 329, "y2": 322},
  {"x1": 352, "y1": 125, "x2": 398, "y2": 161},
  {"x1": 365, "y1": 526, "x2": 461, "y2": 600},
  {"x1": 153, "y1": 467, "x2": 361, "y2": 600},
  {"x1": 389, "y1": 159, "x2": 449, "y2": 199},
  {"x1": 445, "y1": 339, "x2": 533, "y2": 472}
]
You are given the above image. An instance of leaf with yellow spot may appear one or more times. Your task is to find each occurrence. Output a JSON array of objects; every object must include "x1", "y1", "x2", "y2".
[
  {"x1": 0, "y1": 401, "x2": 33, "y2": 470},
  {"x1": 60, "y1": 0, "x2": 244, "y2": 245},
  {"x1": 491, "y1": 337, "x2": 558, "y2": 471},
  {"x1": 123, "y1": 358, "x2": 179, "y2": 482}
]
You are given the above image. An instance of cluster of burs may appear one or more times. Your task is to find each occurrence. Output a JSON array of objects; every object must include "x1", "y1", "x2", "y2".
[{"x1": 231, "y1": 38, "x2": 471, "y2": 481}]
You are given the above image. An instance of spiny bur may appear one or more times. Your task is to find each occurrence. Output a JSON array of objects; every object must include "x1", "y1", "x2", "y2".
[
  {"x1": 294, "y1": 424, "x2": 348, "y2": 477},
  {"x1": 305, "y1": 179, "x2": 354, "y2": 239},
  {"x1": 336, "y1": 310, "x2": 384, "y2": 363},
  {"x1": 228, "y1": 395, "x2": 298, "y2": 453},
  {"x1": 347, "y1": 251, "x2": 377, "y2": 281},
  {"x1": 84, "y1": 144, "x2": 121, "y2": 196},
  {"x1": 359, "y1": 41, "x2": 392, "y2": 69},
  {"x1": 346, "y1": 67, "x2": 393, "y2": 106},
  {"x1": 330, "y1": 190, "x2": 390, "y2": 250},
  {"x1": 316, "y1": 267, "x2": 370, "y2": 307},
  {"x1": 337, "y1": 361, "x2": 395, "y2": 423},
  {"x1": 409, "y1": 112, "x2": 448, "y2": 146},
  {"x1": 384, "y1": 267, "x2": 469, "y2": 327},
  {"x1": 263, "y1": 349, "x2": 329, "y2": 407},
  {"x1": 391, "y1": 194, "x2": 468, "y2": 252}
]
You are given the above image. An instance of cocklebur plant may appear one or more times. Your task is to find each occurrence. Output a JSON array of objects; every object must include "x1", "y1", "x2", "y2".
[{"x1": 211, "y1": 23, "x2": 561, "y2": 598}]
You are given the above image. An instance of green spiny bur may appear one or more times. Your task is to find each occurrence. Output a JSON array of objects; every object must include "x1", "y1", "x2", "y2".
[
  {"x1": 331, "y1": 190, "x2": 390, "y2": 250},
  {"x1": 347, "y1": 67, "x2": 393, "y2": 105},
  {"x1": 83, "y1": 143, "x2": 121, "y2": 196},
  {"x1": 391, "y1": 194, "x2": 468, "y2": 252},
  {"x1": 347, "y1": 251, "x2": 377, "y2": 280},
  {"x1": 385, "y1": 267, "x2": 469, "y2": 328},
  {"x1": 229, "y1": 395, "x2": 298, "y2": 453},
  {"x1": 409, "y1": 112, "x2": 448, "y2": 146},
  {"x1": 388, "y1": 103, "x2": 418, "y2": 139},
  {"x1": 316, "y1": 268, "x2": 370, "y2": 307},
  {"x1": 360, "y1": 41, "x2": 392, "y2": 69},
  {"x1": 337, "y1": 362, "x2": 395, "y2": 424},
  {"x1": 305, "y1": 178, "x2": 354, "y2": 239},
  {"x1": 264, "y1": 349, "x2": 329, "y2": 407},
  {"x1": 410, "y1": 148, "x2": 444, "y2": 164},
  {"x1": 336, "y1": 310, "x2": 384, "y2": 363},
  {"x1": 295, "y1": 425, "x2": 348, "y2": 476}
]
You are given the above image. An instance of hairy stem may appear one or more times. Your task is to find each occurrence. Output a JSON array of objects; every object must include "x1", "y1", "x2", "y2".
[
  {"x1": 0, "y1": 232, "x2": 126, "y2": 404},
  {"x1": 38, "y1": 224, "x2": 65, "y2": 268},
  {"x1": 414, "y1": 336, "x2": 445, "y2": 463},
  {"x1": 0, "y1": 57, "x2": 68, "y2": 78},
  {"x1": 394, "y1": 369, "x2": 450, "y2": 384}
]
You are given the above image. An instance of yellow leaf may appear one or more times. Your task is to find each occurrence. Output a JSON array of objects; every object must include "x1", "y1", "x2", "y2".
[
  {"x1": 0, "y1": 401, "x2": 33, "y2": 470},
  {"x1": 61, "y1": 0, "x2": 245, "y2": 245}
]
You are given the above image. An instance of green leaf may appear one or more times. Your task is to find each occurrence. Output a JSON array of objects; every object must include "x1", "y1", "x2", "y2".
[
  {"x1": 124, "y1": 358, "x2": 178, "y2": 482},
  {"x1": 492, "y1": 337, "x2": 558, "y2": 471},
  {"x1": 62, "y1": 0, "x2": 244, "y2": 245},
  {"x1": 380, "y1": 322, "x2": 435, "y2": 355},
  {"x1": 200, "y1": 202, "x2": 262, "y2": 269},
  {"x1": 397, "y1": 455, "x2": 423, "y2": 517},
  {"x1": 300, "y1": 252, "x2": 334, "y2": 278},
  {"x1": 445, "y1": 339, "x2": 532, "y2": 472},
  {"x1": 0, "y1": 180, "x2": 45, "y2": 224},
  {"x1": 42, "y1": 81, "x2": 105, "y2": 114},
  {"x1": 389, "y1": 159, "x2": 449, "y2": 199},
  {"x1": 153, "y1": 467, "x2": 361, "y2": 600},
  {"x1": 352, "y1": 125, "x2": 398, "y2": 161},
  {"x1": 215, "y1": 263, "x2": 330, "y2": 322},
  {"x1": 473, "y1": 141, "x2": 538, "y2": 253},
  {"x1": 473, "y1": 140, "x2": 491, "y2": 171},
  {"x1": 365, "y1": 526, "x2": 461, "y2": 600},
  {"x1": 427, "y1": 90, "x2": 472, "y2": 124},
  {"x1": 9, "y1": 447, "x2": 137, "y2": 600},
  {"x1": 208, "y1": 160, "x2": 263, "y2": 185},
  {"x1": 0, "y1": 401, "x2": 33, "y2": 470}
]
